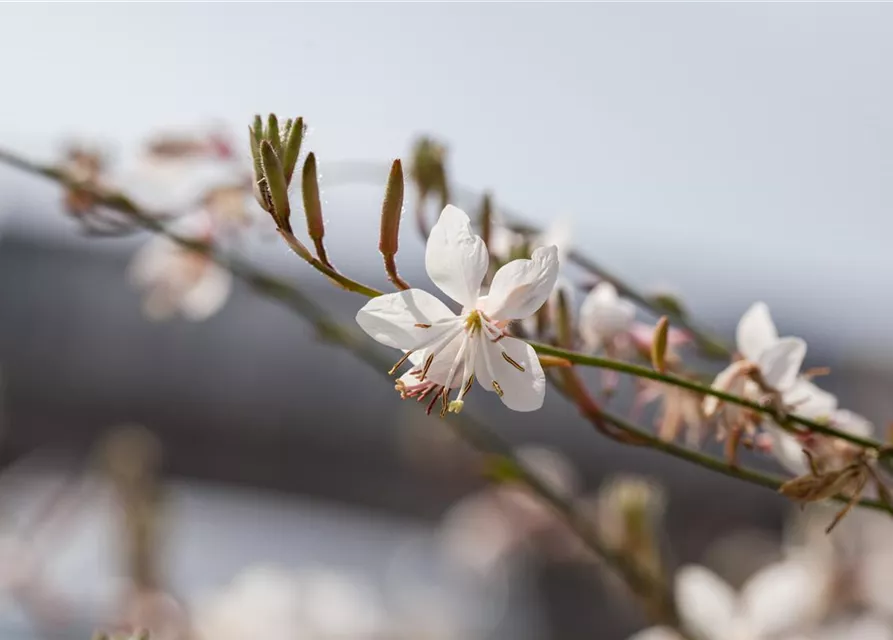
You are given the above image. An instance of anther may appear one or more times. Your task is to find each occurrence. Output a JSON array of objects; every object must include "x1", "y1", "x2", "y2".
[
  {"x1": 462, "y1": 375, "x2": 475, "y2": 397},
  {"x1": 492, "y1": 381, "x2": 504, "y2": 397},
  {"x1": 388, "y1": 350, "x2": 414, "y2": 376},
  {"x1": 501, "y1": 351, "x2": 525, "y2": 372},
  {"x1": 420, "y1": 353, "x2": 435, "y2": 380},
  {"x1": 414, "y1": 323, "x2": 432, "y2": 328}
]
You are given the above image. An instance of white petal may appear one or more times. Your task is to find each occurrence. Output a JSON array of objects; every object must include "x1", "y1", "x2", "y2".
[
  {"x1": 579, "y1": 282, "x2": 636, "y2": 350},
  {"x1": 831, "y1": 408, "x2": 874, "y2": 438},
  {"x1": 475, "y1": 336, "x2": 545, "y2": 412},
  {"x1": 356, "y1": 290, "x2": 458, "y2": 351},
  {"x1": 626, "y1": 627, "x2": 682, "y2": 640},
  {"x1": 783, "y1": 378, "x2": 837, "y2": 420},
  {"x1": 766, "y1": 425, "x2": 809, "y2": 475},
  {"x1": 482, "y1": 246, "x2": 560, "y2": 321},
  {"x1": 425, "y1": 205, "x2": 489, "y2": 307},
  {"x1": 414, "y1": 331, "x2": 467, "y2": 387},
  {"x1": 736, "y1": 302, "x2": 779, "y2": 362},
  {"x1": 703, "y1": 361, "x2": 750, "y2": 417},
  {"x1": 674, "y1": 565, "x2": 736, "y2": 640},
  {"x1": 181, "y1": 264, "x2": 232, "y2": 321},
  {"x1": 739, "y1": 559, "x2": 828, "y2": 637},
  {"x1": 757, "y1": 337, "x2": 806, "y2": 391}
]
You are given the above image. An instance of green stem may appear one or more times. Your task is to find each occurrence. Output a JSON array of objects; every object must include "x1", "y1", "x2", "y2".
[{"x1": 532, "y1": 342, "x2": 885, "y2": 453}]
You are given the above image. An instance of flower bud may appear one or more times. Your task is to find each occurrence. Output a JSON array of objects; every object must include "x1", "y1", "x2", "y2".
[
  {"x1": 281, "y1": 116, "x2": 304, "y2": 186},
  {"x1": 379, "y1": 159, "x2": 404, "y2": 257},
  {"x1": 266, "y1": 113, "x2": 282, "y2": 158},
  {"x1": 555, "y1": 287, "x2": 574, "y2": 349},
  {"x1": 259, "y1": 140, "x2": 291, "y2": 230},
  {"x1": 480, "y1": 192, "x2": 493, "y2": 250},
  {"x1": 651, "y1": 316, "x2": 669, "y2": 374},
  {"x1": 249, "y1": 115, "x2": 264, "y2": 184},
  {"x1": 379, "y1": 159, "x2": 410, "y2": 290},
  {"x1": 301, "y1": 153, "x2": 330, "y2": 266}
]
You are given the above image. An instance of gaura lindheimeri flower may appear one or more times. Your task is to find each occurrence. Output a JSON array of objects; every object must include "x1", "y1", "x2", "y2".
[
  {"x1": 703, "y1": 302, "x2": 824, "y2": 428},
  {"x1": 356, "y1": 205, "x2": 559, "y2": 414}
]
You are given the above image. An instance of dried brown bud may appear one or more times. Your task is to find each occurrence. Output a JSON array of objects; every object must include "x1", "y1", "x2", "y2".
[{"x1": 778, "y1": 465, "x2": 862, "y2": 503}]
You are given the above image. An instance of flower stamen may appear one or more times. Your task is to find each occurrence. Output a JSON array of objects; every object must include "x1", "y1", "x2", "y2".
[
  {"x1": 389, "y1": 350, "x2": 414, "y2": 376},
  {"x1": 414, "y1": 323, "x2": 431, "y2": 328},
  {"x1": 501, "y1": 351, "x2": 525, "y2": 372},
  {"x1": 492, "y1": 381, "x2": 504, "y2": 397}
]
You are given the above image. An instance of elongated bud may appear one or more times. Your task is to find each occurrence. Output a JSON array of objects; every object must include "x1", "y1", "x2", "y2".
[
  {"x1": 259, "y1": 141, "x2": 291, "y2": 230},
  {"x1": 555, "y1": 287, "x2": 573, "y2": 349},
  {"x1": 379, "y1": 159, "x2": 410, "y2": 290},
  {"x1": 379, "y1": 159, "x2": 404, "y2": 256},
  {"x1": 480, "y1": 192, "x2": 493, "y2": 249},
  {"x1": 301, "y1": 153, "x2": 331, "y2": 266},
  {"x1": 250, "y1": 115, "x2": 264, "y2": 183},
  {"x1": 651, "y1": 316, "x2": 669, "y2": 374},
  {"x1": 266, "y1": 113, "x2": 282, "y2": 157},
  {"x1": 281, "y1": 116, "x2": 304, "y2": 185}
]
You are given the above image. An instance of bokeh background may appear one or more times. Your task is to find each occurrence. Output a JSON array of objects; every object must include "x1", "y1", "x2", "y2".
[{"x1": 0, "y1": 4, "x2": 892, "y2": 639}]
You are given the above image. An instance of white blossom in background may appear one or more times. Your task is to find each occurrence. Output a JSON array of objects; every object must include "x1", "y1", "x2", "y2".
[
  {"x1": 784, "y1": 506, "x2": 893, "y2": 625},
  {"x1": 629, "y1": 560, "x2": 829, "y2": 640},
  {"x1": 114, "y1": 131, "x2": 249, "y2": 213},
  {"x1": 193, "y1": 565, "x2": 386, "y2": 640},
  {"x1": 439, "y1": 446, "x2": 583, "y2": 575},
  {"x1": 356, "y1": 205, "x2": 559, "y2": 413},
  {"x1": 579, "y1": 282, "x2": 637, "y2": 354},
  {"x1": 128, "y1": 209, "x2": 232, "y2": 321}
]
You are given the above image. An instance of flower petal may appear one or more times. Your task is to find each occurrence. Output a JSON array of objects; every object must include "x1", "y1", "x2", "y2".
[
  {"x1": 482, "y1": 246, "x2": 560, "y2": 320},
  {"x1": 626, "y1": 627, "x2": 682, "y2": 640},
  {"x1": 579, "y1": 283, "x2": 636, "y2": 351},
  {"x1": 702, "y1": 361, "x2": 750, "y2": 417},
  {"x1": 181, "y1": 264, "x2": 232, "y2": 321},
  {"x1": 740, "y1": 559, "x2": 828, "y2": 637},
  {"x1": 475, "y1": 336, "x2": 545, "y2": 412},
  {"x1": 356, "y1": 289, "x2": 457, "y2": 350},
  {"x1": 757, "y1": 337, "x2": 806, "y2": 391},
  {"x1": 425, "y1": 205, "x2": 489, "y2": 307},
  {"x1": 783, "y1": 378, "x2": 837, "y2": 420},
  {"x1": 674, "y1": 565, "x2": 736, "y2": 640},
  {"x1": 831, "y1": 409, "x2": 874, "y2": 438},
  {"x1": 736, "y1": 302, "x2": 779, "y2": 362},
  {"x1": 767, "y1": 425, "x2": 810, "y2": 475}
]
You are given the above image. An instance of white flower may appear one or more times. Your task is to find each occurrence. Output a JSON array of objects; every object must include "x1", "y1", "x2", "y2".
[
  {"x1": 579, "y1": 282, "x2": 637, "y2": 353},
  {"x1": 771, "y1": 408, "x2": 873, "y2": 476},
  {"x1": 193, "y1": 565, "x2": 386, "y2": 640},
  {"x1": 128, "y1": 209, "x2": 232, "y2": 321},
  {"x1": 356, "y1": 205, "x2": 559, "y2": 413},
  {"x1": 704, "y1": 302, "x2": 827, "y2": 421},
  {"x1": 630, "y1": 561, "x2": 829, "y2": 640}
]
